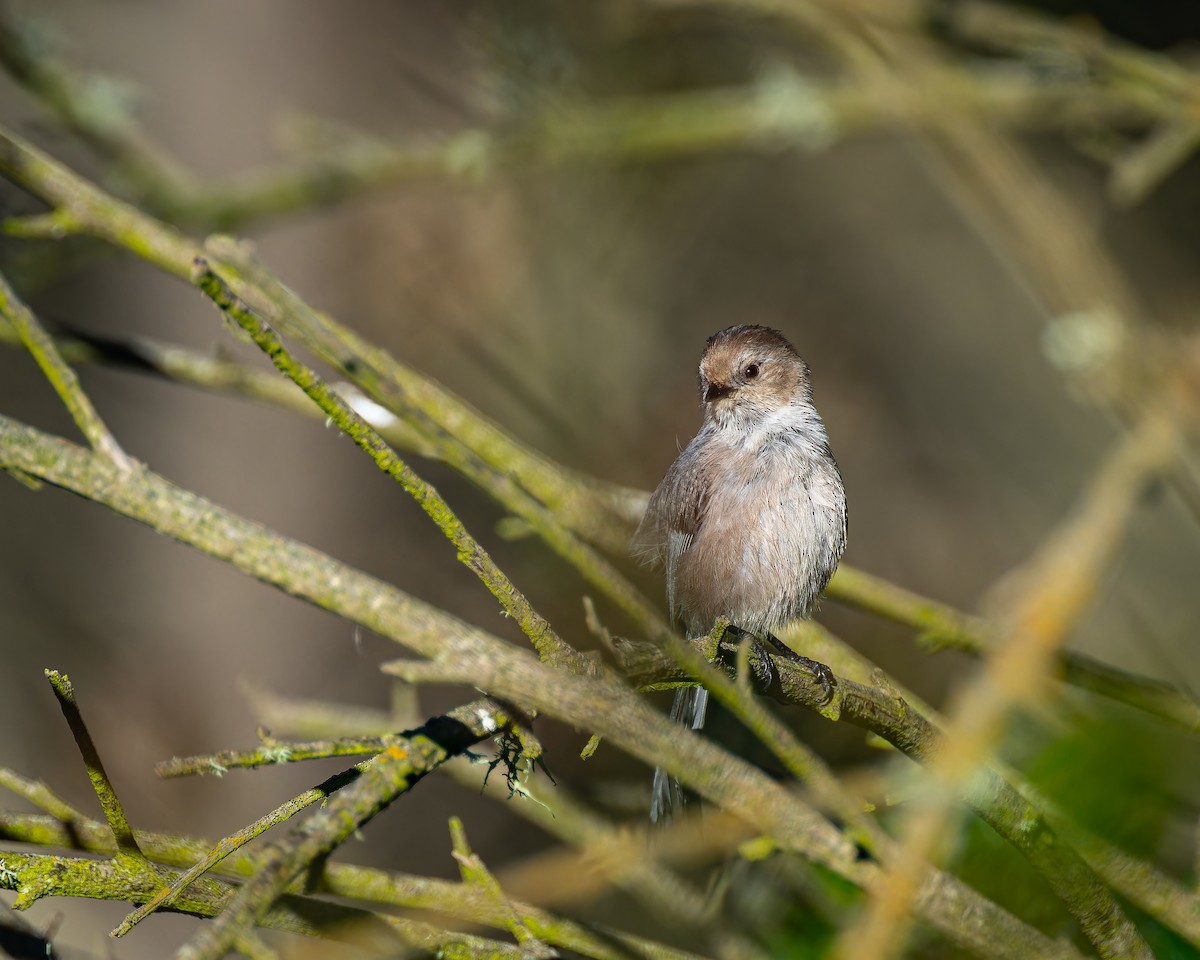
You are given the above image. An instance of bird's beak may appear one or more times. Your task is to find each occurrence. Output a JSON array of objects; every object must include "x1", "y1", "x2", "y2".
[{"x1": 704, "y1": 382, "x2": 734, "y2": 403}]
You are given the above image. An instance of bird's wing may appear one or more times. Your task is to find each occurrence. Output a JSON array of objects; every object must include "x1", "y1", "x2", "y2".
[{"x1": 631, "y1": 451, "x2": 709, "y2": 622}]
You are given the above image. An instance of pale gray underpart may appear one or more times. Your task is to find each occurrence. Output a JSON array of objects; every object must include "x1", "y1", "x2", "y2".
[{"x1": 634, "y1": 325, "x2": 847, "y2": 823}]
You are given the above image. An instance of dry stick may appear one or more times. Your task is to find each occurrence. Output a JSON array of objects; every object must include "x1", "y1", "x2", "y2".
[
  {"x1": 169, "y1": 700, "x2": 514, "y2": 960},
  {"x1": 0, "y1": 269, "x2": 131, "y2": 471},
  {"x1": 43, "y1": 670, "x2": 145, "y2": 863},
  {"x1": 0, "y1": 418, "x2": 1082, "y2": 960}
]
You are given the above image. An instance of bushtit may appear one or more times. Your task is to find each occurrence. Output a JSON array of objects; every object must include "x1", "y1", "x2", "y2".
[{"x1": 634, "y1": 325, "x2": 847, "y2": 821}]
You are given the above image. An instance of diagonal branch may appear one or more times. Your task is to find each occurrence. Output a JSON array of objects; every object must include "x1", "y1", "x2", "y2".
[
  {"x1": 0, "y1": 413, "x2": 1083, "y2": 960},
  {"x1": 43, "y1": 669, "x2": 144, "y2": 863},
  {"x1": 0, "y1": 269, "x2": 131, "y2": 471},
  {"x1": 170, "y1": 699, "x2": 509, "y2": 960},
  {"x1": 192, "y1": 257, "x2": 581, "y2": 669}
]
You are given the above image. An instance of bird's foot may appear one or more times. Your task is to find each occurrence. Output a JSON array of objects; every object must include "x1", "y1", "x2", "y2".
[{"x1": 763, "y1": 631, "x2": 837, "y2": 704}]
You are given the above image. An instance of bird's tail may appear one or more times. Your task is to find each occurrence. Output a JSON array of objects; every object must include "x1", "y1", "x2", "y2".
[{"x1": 650, "y1": 685, "x2": 709, "y2": 824}]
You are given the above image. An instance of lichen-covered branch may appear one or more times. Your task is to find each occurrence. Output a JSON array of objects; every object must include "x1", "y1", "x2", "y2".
[
  {"x1": 192, "y1": 257, "x2": 580, "y2": 669},
  {"x1": 169, "y1": 699, "x2": 515, "y2": 960},
  {"x1": 0, "y1": 123, "x2": 1188, "y2": 732},
  {"x1": 616, "y1": 627, "x2": 1149, "y2": 958},
  {"x1": 0, "y1": 413, "x2": 1081, "y2": 960},
  {"x1": 0, "y1": 268, "x2": 130, "y2": 470},
  {"x1": 43, "y1": 669, "x2": 145, "y2": 864}
]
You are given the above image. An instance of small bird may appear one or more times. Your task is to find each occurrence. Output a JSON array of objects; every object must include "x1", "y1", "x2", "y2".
[{"x1": 633, "y1": 325, "x2": 847, "y2": 822}]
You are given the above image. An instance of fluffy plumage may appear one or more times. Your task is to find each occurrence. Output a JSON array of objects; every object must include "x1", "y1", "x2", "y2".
[{"x1": 634, "y1": 324, "x2": 847, "y2": 821}]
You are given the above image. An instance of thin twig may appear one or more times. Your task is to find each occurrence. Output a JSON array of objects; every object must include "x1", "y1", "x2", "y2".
[
  {"x1": 43, "y1": 669, "x2": 143, "y2": 862},
  {"x1": 192, "y1": 258, "x2": 582, "y2": 670},
  {"x1": 0, "y1": 417, "x2": 1082, "y2": 960},
  {"x1": 238, "y1": 684, "x2": 773, "y2": 960},
  {"x1": 155, "y1": 735, "x2": 392, "y2": 779},
  {"x1": 112, "y1": 764, "x2": 362, "y2": 937},
  {"x1": 170, "y1": 699, "x2": 508, "y2": 960},
  {"x1": 0, "y1": 808, "x2": 716, "y2": 960},
  {"x1": 0, "y1": 269, "x2": 131, "y2": 471},
  {"x1": 450, "y1": 817, "x2": 554, "y2": 959}
]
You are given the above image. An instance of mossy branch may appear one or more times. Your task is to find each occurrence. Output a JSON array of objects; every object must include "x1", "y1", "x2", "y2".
[
  {"x1": 192, "y1": 257, "x2": 580, "y2": 669},
  {"x1": 168, "y1": 699, "x2": 513, "y2": 960},
  {"x1": 0, "y1": 268, "x2": 130, "y2": 470},
  {"x1": 0, "y1": 413, "x2": 1083, "y2": 960},
  {"x1": 0, "y1": 123, "x2": 1189, "y2": 734},
  {"x1": 43, "y1": 669, "x2": 145, "y2": 865}
]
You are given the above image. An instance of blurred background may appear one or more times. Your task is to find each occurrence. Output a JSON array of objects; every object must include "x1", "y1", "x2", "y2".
[{"x1": 2, "y1": 0, "x2": 1200, "y2": 956}]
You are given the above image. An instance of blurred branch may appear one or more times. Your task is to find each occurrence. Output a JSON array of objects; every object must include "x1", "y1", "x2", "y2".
[
  {"x1": 836, "y1": 396, "x2": 1183, "y2": 960},
  {"x1": 826, "y1": 561, "x2": 1200, "y2": 730},
  {"x1": 0, "y1": 5, "x2": 1186, "y2": 234},
  {"x1": 0, "y1": 267, "x2": 131, "y2": 470},
  {"x1": 0, "y1": 9, "x2": 193, "y2": 200},
  {"x1": 615, "y1": 626, "x2": 1149, "y2": 957},
  {"x1": 946, "y1": 0, "x2": 1200, "y2": 204}
]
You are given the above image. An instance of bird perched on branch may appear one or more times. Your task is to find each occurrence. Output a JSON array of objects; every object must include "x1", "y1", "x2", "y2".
[{"x1": 633, "y1": 324, "x2": 847, "y2": 822}]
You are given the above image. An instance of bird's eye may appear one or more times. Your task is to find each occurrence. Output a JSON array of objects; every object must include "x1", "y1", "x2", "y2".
[{"x1": 743, "y1": 363, "x2": 760, "y2": 379}]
